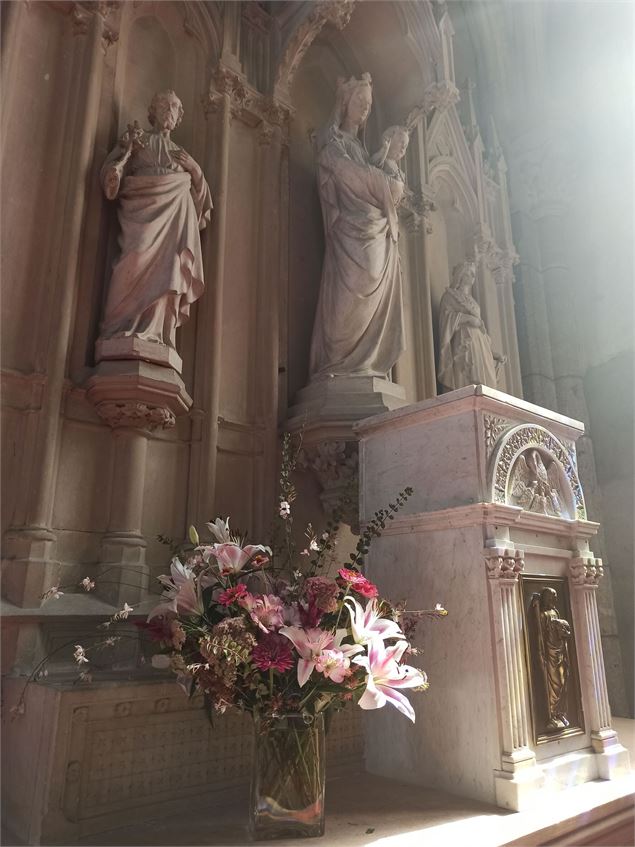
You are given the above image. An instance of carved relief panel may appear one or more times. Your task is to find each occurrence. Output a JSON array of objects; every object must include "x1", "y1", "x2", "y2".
[
  {"x1": 520, "y1": 575, "x2": 584, "y2": 744},
  {"x1": 489, "y1": 424, "x2": 585, "y2": 520}
]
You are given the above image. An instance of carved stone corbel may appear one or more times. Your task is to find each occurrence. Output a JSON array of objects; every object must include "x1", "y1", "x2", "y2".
[{"x1": 298, "y1": 440, "x2": 359, "y2": 531}]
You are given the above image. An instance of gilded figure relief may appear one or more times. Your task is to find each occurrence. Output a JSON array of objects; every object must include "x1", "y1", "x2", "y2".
[
  {"x1": 520, "y1": 576, "x2": 583, "y2": 743},
  {"x1": 530, "y1": 587, "x2": 571, "y2": 730}
]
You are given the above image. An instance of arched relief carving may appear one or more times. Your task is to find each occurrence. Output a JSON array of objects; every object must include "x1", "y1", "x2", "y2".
[
  {"x1": 274, "y1": 0, "x2": 356, "y2": 102},
  {"x1": 489, "y1": 424, "x2": 585, "y2": 520}
]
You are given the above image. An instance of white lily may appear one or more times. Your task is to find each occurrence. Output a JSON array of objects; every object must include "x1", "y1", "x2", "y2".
[
  {"x1": 148, "y1": 557, "x2": 203, "y2": 619},
  {"x1": 206, "y1": 517, "x2": 232, "y2": 544},
  {"x1": 345, "y1": 597, "x2": 405, "y2": 647},
  {"x1": 353, "y1": 638, "x2": 427, "y2": 722}
]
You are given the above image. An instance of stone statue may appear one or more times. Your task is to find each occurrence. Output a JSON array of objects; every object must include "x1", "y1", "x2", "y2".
[
  {"x1": 99, "y1": 90, "x2": 212, "y2": 351},
  {"x1": 510, "y1": 448, "x2": 563, "y2": 516},
  {"x1": 309, "y1": 75, "x2": 406, "y2": 380},
  {"x1": 531, "y1": 587, "x2": 571, "y2": 731},
  {"x1": 370, "y1": 124, "x2": 410, "y2": 180},
  {"x1": 437, "y1": 260, "x2": 506, "y2": 391}
]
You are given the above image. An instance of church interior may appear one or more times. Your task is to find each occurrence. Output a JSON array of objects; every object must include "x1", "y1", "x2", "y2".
[{"x1": 1, "y1": 1, "x2": 633, "y2": 845}]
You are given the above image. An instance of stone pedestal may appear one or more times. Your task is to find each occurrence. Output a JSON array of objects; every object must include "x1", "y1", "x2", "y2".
[
  {"x1": 95, "y1": 337, "x2": 183, "y2": 373},
  {"x1": 356, "y1": 385, "x2": 630, "y2": 810}
]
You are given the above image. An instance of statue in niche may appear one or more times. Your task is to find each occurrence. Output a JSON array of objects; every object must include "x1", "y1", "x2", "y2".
[
  {"x1": 510, "y1": 448, "x2": 563, "y2": 517},
  {"x1": 309, "y1": 75, "x2": 407, "y2": 380},
  {"x1": 99, "y1": 90, "x2": 212, "y2": 352},
  {"x1": 437, "y1": 260, "x2": 506, "y2": 392},
  {"x1": 530, "y1": 587, "x2": 571, "y2": 731}
]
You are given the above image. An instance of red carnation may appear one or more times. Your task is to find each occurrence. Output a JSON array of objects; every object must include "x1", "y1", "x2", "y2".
[
  {"x1": 337, "y1": 567, "x2": 378, "y2": 599},
  {"x1": 218, "y1": 584, "x2": 248, "y2": 607},
  {"x1": 252, "y1": 633, "x2": 295, "y2": 673}
]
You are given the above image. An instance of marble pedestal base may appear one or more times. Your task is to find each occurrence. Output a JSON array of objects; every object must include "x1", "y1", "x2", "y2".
[
  {"x1": 356, "y1": 385, "x2": 630, "y2": 810},
  {"x1": 288, "y1": 375, "x2": 407, "y2": 439}
]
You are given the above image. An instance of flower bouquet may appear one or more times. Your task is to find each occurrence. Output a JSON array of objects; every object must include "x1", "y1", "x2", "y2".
[
  {"x1": 135, "y1": 436, "x2": 446, "y2": 839},
  {"x1": 29, "y1": 436, "x2": 446, "y2": 840}
]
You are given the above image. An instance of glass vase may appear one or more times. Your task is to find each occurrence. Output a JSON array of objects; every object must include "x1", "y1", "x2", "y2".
[{"x1": 249, "y1": 712, "x2": 326, "y2": 840}]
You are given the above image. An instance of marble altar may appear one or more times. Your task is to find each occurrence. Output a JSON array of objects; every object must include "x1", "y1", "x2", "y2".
[{"x1": 356, "y1": 385, "x2": 630, "y2": 810}]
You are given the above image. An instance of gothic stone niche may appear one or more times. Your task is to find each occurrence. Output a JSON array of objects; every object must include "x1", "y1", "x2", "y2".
[
  {"x1": 490, "y1": 424, "x2": 585, "y2": 520},
  {"x1": 520, "y1": 575, "x2": 584, "y2": 745}
]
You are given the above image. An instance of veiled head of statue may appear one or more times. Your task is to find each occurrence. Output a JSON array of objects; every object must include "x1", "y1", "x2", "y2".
[
  {"x1": 148, "y1": 90, "x2": 184, "y2": 131},
  {"x1": 451, "y1": 260, "x2": 476, "y2": 289},
  {"x1": 334, "y1": 73, "x2": 373, "y2": 131}
]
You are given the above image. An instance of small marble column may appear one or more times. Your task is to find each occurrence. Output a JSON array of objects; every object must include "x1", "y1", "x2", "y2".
[
  {"x1": 485, "y1": 548, "x2": 544, "y2": 809},
  {"x1": 568, "y1": 556, "x2": 631, "y2": 778}
]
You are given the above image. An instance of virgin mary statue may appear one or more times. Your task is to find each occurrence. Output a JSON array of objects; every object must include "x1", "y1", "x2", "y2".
[{"x1": 309, "y1": 74, "x2": 405, "y2": 379}]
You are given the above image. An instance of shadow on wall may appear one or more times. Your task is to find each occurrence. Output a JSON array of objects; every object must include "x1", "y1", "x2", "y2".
[{"x1": 585, "y1": 350, "x2": 635, "y2": 718}]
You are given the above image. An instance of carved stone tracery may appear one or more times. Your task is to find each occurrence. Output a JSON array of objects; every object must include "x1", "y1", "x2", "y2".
[{"x1": 274, "y1": 0, "x2": 356, "y2": 101}]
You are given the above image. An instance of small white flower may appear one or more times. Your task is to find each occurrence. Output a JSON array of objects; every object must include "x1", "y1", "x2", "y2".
[
  {"x1": 435, "y1": 603, "x2": 448, "y2": 616},
  {"x1": 79, "y1": 577, "x2": 95, "y2": 592},
  {"x1": 300, "y1": 549, "x2": 310, "y2": 557},
  {"x1": 42, "y1": 586, "x2": 63, "y2": 601},
  {"x1": 114, "y1": 602, "x2": 134, "y2": 620},
  {"x1": 309, "y1": 539, "x2": 319, "y2": 552},
  {"x1": 279, "y1": 500, "x2": 291, "y2": 519},
  {"x1": 321, "y1": 532, "x2": 329, "y2": 541},
  {"x1": 73, "y1": 645, "x2": 89, "y2": 665}
]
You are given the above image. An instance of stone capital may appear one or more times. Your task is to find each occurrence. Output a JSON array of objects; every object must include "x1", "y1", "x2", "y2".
[
  {"x1": 569, "y1": 556, "x2": 604, "y2": 587},
  {"x1": 485, "y1": 547, "x2": 525, "y2": 581}
]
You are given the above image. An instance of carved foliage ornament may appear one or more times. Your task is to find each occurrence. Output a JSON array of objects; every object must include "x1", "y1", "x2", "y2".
[
  {"x1": 205, "y1": 67, "x2": 291, "y2": 143},
  {"x1": 569, "y1": 557, "x2": 604, "y2": 587},
  {"x1": 490, "y1": 425, "x2": 585, "y2": 520},
  {"x1": 484, "y1": 547, "x2": 525, "y2": 581},
  {"x1": 96, "y1": 401, "x2": 175, "y2": 431},
  {"x1": 484, "y1": 414, "x2": 510, "y2": 459}
]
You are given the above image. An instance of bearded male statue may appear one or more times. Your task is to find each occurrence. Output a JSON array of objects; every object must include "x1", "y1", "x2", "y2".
[{"x1": 98, "y1": 90, "x2": 212, "y2": 354}]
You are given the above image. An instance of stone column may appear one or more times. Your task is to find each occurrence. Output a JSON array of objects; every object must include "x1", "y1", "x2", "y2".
[
  {"x1": 568, "y1": 556, "x2": 630, "y2": 778},
  {"x1": 485, "y1": 548, "x2": 544, "y2": 809},
  {"x1": 254, "y1": 110, "x2": 287, "y2": 533},
  {"x1": 2, "y1": 7, "x2": 109, "y2": 607},
  {"x1": 189, "y1": 68, "x2": 235, "y2": 528},
  {"x1": 99, "y1": 426, "x2": 149, "y2": 607}
]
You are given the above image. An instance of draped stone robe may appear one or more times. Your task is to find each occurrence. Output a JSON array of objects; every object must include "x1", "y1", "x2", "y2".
[
  {"x1": 100, "y1": 131, "x2": 212, "y2": 348},
  {"x1": 309, "y1": 127, "x2": 405, "y2": 379}
]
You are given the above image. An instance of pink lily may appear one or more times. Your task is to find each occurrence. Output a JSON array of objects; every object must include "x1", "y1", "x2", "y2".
[
  {"x1": 345, "y1": 597, "x2": 405, "y2": 646},
  {"x1": 240, "y1": 593, "x2": 285, "y2": 633},
  {"x1": 280, "y1": 626, "x2": 361, "y2": 687},
  {"x1": 353, "y1": 638, "x2": 427, "y2": 722},
  {"x1": 148, "y1": 558, "x2": 203, "y2": 619},
  {"x1": 210, "y1": 542, "x2": 271, "y2": 575}
]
